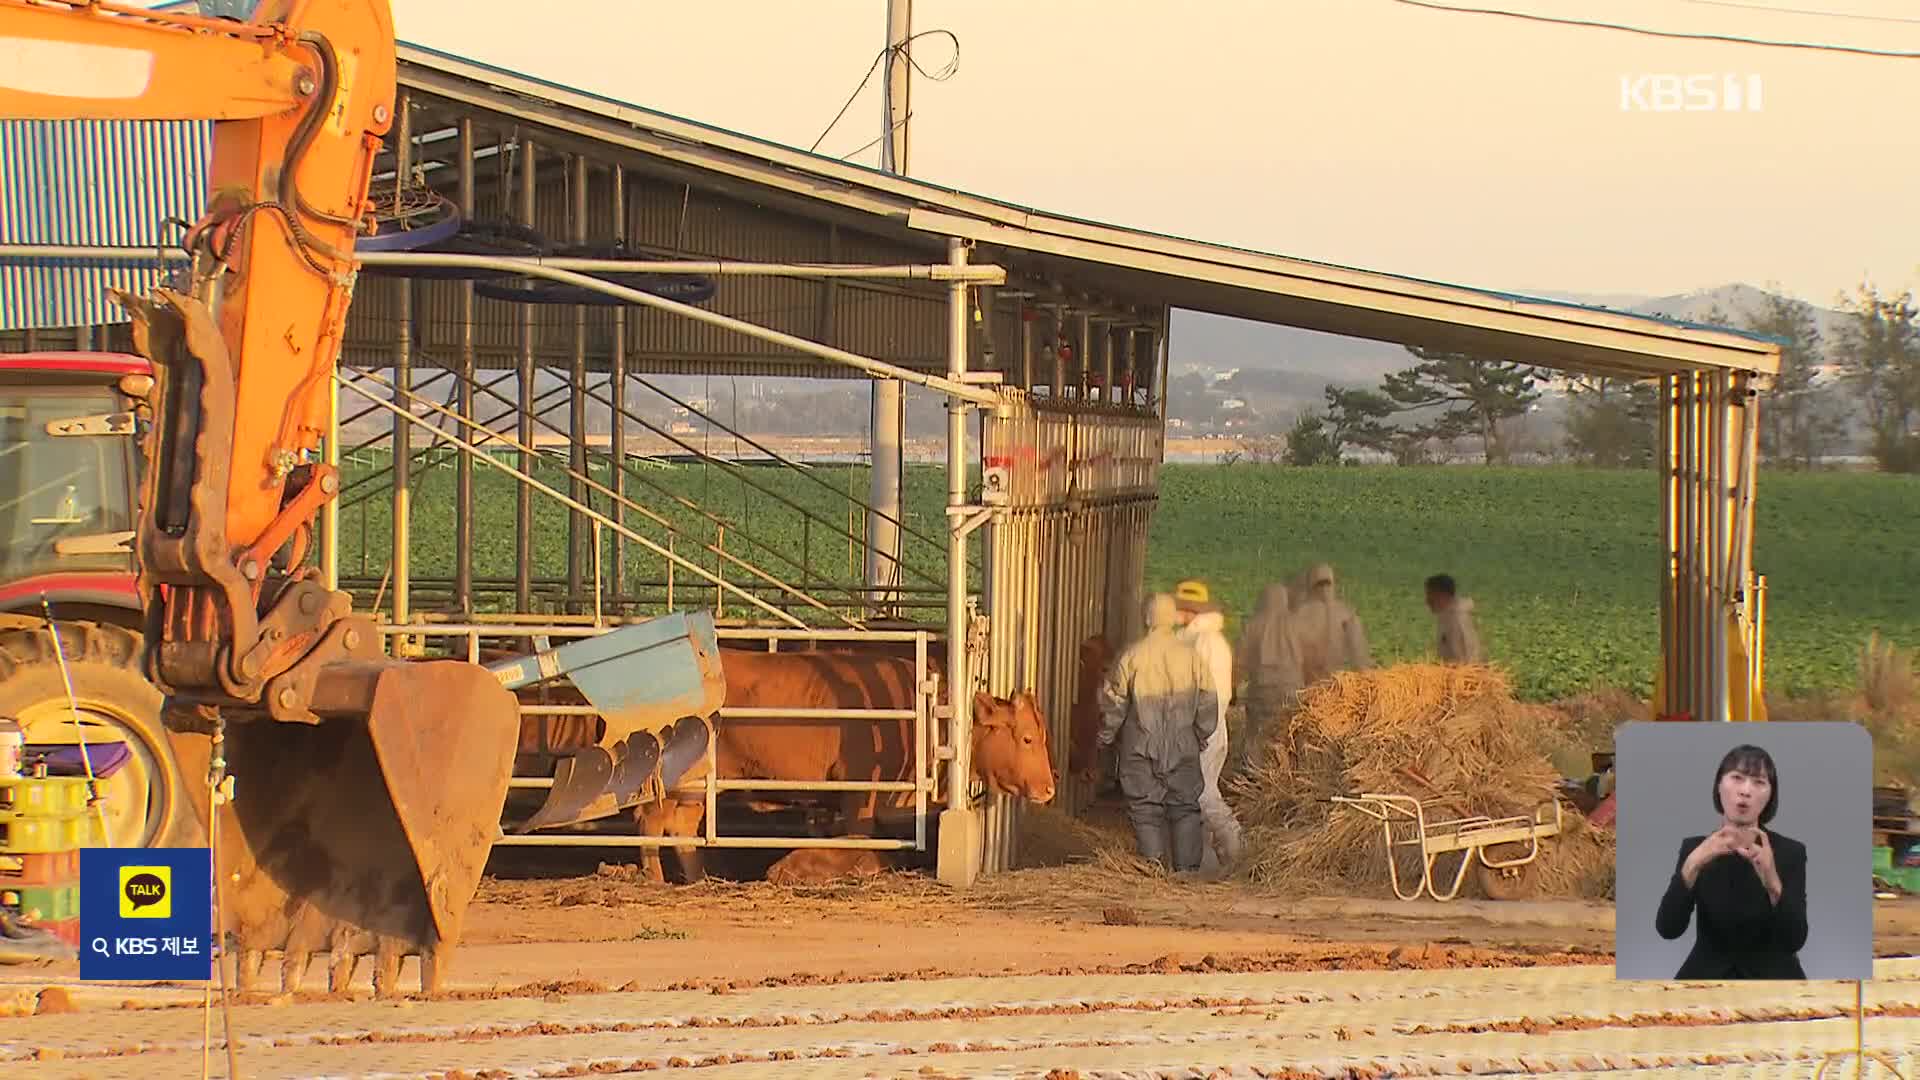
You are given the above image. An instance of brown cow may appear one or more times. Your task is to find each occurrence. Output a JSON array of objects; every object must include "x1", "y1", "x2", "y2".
[
  {"x1": 504, "y1": 643, "x2": 1056, "y2": 884},
  {"x1": 640, "y1": 647, "x2": 1056, "y2": 884},
  {"x1": 1068, "y1": 633, "x2": 1116, "y2": 777}
]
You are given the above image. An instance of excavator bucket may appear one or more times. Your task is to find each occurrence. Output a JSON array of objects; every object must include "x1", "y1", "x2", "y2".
[
  {"x1": 489, "y1": 611, "x2": 726, "y2": 832},
  {"x1": 167, "y1": 658, "x2": 519, "y2": 997}
]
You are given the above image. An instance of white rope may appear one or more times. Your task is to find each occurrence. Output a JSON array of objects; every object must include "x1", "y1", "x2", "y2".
[{"x1": 37, "y1": 597, "x2": 111, "y2": 847}]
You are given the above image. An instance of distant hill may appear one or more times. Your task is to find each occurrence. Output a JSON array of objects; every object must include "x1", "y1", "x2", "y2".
[{"x1": 1161, "y1": 283, "x2": 1864, "y2": 438}]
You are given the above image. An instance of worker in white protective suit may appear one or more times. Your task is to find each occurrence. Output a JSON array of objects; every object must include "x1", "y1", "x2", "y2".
[
  {"x1": 1230, "y1": 582, "x2": 1305, "y2": 783},
  {"x1": 1095, "y1": 592, "x2": 1218, "y2": 874},
  {"x1": 1171, "y1": 578, "x2": 1245, "y2": 871},
  {"x1": 1287, "y1": 562, "x2": 1373, "y2": 688}
]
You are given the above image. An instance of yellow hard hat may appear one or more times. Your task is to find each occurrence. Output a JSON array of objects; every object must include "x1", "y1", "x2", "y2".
[{"x1": 1173, "y1": 579, "x2": 1219, "y2": 613}]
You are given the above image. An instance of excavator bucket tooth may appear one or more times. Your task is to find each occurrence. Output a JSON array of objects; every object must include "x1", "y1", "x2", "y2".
[
  {"x1": 168, "y1": 659, "x2": 517, "y2": 997},
  {"x1": 489, "y1": 612, "x2": 726, "y2": 832},
  {"x1": 517, "y1": 744, "x2": 616, "y2": 833},
  {"x1": 657, "y1": 715, "x2": 712, "y2": 792},
  {"x1": 605, "y1": 732, "x2": 663, "y2": 805}
]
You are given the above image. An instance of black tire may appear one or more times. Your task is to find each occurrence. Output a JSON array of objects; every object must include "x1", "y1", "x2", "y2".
[{"x1": 0, "y1": 623, "x2": 198, "y2": 848}]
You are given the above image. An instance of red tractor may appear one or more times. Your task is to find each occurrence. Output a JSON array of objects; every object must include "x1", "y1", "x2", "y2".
[{"x1": 0, "y1": 350, "x2": 194, "y2": 849}]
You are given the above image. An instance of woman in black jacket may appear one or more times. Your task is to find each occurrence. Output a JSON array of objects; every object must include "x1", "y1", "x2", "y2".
[{"x1": 1654, "y1": 743, "x2": 1809, "y2": 979}]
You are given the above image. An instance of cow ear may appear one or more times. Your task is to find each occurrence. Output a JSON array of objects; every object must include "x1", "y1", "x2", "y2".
[{"x1": 973, "y1": 690, "x2": 1006, "y2": 728}]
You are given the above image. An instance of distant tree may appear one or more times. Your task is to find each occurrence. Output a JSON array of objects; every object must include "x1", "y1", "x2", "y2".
[
  {"x1": 1704, "y1": 289, "x2": 1848, "y2": 469},
  {"x1": 1832, "y1": 282, "x2": 1920, "y2": 472},
  {"x1": 1380, "y1": 347, "x2": 1546, "y2": 464},
  {"x1": 1319, "y1": 385, "x2": 1394, "y2": 457},
  {"x1": 1283, "y1": 410, "x2": 1341, "y2": 466},
  {"x1": 1563, "y1": 376, "x2": 1659, "y2": 468}
]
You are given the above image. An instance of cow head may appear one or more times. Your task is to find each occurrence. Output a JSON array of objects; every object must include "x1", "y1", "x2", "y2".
[{"x1": 971, "y1": 690, "x2": 1057, "y2": 804}]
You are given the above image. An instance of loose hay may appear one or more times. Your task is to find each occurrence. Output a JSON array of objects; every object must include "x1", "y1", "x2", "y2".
[
  {"x1": 1227, "y1": 662, "x2": 1614, "y2": 900},
  {"x1": 1013, "y1": 803, "x2": 1130, "y2": 869}
]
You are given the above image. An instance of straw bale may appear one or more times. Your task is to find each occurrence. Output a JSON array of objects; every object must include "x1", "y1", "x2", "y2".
[{"x1": 1227, "y1": 663, "x2": 1614, "y2": 900}]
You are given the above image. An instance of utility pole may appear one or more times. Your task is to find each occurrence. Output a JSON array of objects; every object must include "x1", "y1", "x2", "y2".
[{"x1": 864, "y1": 0, "x2": 912, "y2": 617}]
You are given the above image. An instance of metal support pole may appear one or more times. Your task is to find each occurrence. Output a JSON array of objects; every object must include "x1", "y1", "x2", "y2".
[
  {"x1": 610, "y1": 165, "x2": 628, "y2": 606},
  {"x1": 1019, "y1": 308, "x2": 1034, "y2": 391},
  {"x1": 938, "y1": 234, "x2": 978, "y2": 887},
  {"x1": 568, "y1": 154, "x2": 589, "y2": 613},
  {"x1": 1155, "y1": 319, "x2": 1170, "y2": 420},
  {"x1": 1077, "y1": 312, "x2": 1092, "y2": 400},
  {"x1": 867, "y1": 380, "x2": 904, "y2": 616},
  {"x1": 1712, "y1": 374, "x2": 1728, "y2": 718},
  {"x1": 1100, "y1": 322, "x2": 1115, "y2": 404},
  {"x1": 1688, "y1": 374, "x2": 1708, "y2": 723},
  {"x1": 391, "y1": 90, "x2": 413, "y2": 641},
  {"x1": 866, "y1": 0, "x2": 914, "y2": 619},
  {"x1": 883, "y1": 0, "x2": 912, "y2": 175},
  {"x1": 1679, "y1": 375, "x2": 1695, "y2": 721},
  {"x1": 1126, "y1": 328, "x2": 1141, "y2": 408},
  {"x1": 517, "y1": 138, "x2": 537, "y2": 612},
  {"x1": 1059, "y1": 307, "x2": 1075, "y2": 395},
  {"x1": 1658, "y1": 375, "x2": 1678, "y2": 716},
  {"x1": 1734, "y1": 375, "x2": 1762, "y2": 713},
  {"x1": 455, "y1": 118, "x2": 476, "y2": 615}
]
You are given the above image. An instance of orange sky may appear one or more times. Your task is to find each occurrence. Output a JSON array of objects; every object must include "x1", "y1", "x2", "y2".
[{"x1": 383, "y1": 0, "x2": 1918, "y2": 306}]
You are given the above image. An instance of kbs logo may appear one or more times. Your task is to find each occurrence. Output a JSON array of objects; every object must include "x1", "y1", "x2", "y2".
[
  {"x1": 118, "y1": 865, "x2": 171, "y2": 919},
  {"x1": 1619, "y1": 74, "x2": 1763, "y2": 113}
]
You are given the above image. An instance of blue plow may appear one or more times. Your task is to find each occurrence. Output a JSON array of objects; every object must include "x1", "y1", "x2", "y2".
[{"x1": 485, "y1": 611, "x2": 726, "y2": 832}]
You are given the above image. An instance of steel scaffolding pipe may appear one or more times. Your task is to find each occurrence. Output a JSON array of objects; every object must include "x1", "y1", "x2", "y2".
[
  {"x1": 337, "y1": 373, "x2": 817, "y2": 630},
  {"x1": 0, "y1": 242, "x2": 1006, "y2": 280},
  {"x1": 435, "y1": 362, "x2": 927, "y2": 616},
  {"x1": 345, "y1": 368, "x2": 862, "y2": 629}
]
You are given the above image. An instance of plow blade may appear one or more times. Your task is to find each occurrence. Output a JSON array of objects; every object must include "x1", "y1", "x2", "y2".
[
  {"x1": 490, "y1": 611, "x2": 725, "y2": 832},
  {"x1": 169, "y1": 658, "x2": 519, "y2": 996}
]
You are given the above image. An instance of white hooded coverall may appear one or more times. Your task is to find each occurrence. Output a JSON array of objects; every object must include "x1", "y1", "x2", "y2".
[{"x1": 1179, "y1": 610, "x2": 1245, "y2": 866}]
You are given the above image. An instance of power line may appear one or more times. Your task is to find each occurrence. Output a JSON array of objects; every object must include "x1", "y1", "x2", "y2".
[
  {"x1": 1385, "y1": 0, "x2": 1920, "y2": 55},
  {"x1": 1681, "y1": 0, "x2": 1920, "y2": 26},
  {"x1": 807, "y1": 29, "x2": 960, "y2": 156}
]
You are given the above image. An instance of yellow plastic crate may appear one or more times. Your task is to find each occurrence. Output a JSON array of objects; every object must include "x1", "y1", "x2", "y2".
[
  {"x1": 0, "y1": 810, "x2": 92, "y2": 854},
  {"x1": 0, "y1": 776, "x2": 91, "y2": 818}
]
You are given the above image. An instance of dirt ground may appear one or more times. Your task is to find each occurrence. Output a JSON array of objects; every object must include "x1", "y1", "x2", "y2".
[
  {"x1": 439, "y1": 846, "x2": 1920, "y2": 994},
  {"x1": 8, "y1": 797, "x2": 1920, "y2": 1003},
  {"x1": 6, "y1": 856, "x2": 1920, "y2": 1012}
]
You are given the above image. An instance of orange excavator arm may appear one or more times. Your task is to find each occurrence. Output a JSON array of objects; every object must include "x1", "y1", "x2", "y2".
[
  {"x1": 1, "y1": 0, "x2": 392, "y2": 548},
  {"x1": 1, "y1": 0, "x2": 521, "y2": 997}
]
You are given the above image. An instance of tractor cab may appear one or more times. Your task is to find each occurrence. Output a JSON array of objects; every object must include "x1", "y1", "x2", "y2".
[
  {"x1": 0, "y1": 352, "x2": 147, "y2": 615},
  {"x1": 0, "y1": 352, "x2": 188, "y2": 851}
]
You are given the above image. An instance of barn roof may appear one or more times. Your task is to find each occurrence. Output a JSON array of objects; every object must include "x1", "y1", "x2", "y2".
[
  {"x1": 1, "y1": 13, "x2": 1778, "y2": 381},
  {"x1": 395, "y1": 42, "x2": 1779, "y2": 382}
]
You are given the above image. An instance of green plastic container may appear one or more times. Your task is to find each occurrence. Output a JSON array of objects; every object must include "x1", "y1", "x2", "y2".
[
  {"x1": 1895, "y1": 865, "x2": 1920, "y2": 895},
  {"x1": 1876, "y1": 845, "x2": 1894, "y2": 874},
  {"x1": 1, "y1": 882, "x2": 79, "y2": 922}
]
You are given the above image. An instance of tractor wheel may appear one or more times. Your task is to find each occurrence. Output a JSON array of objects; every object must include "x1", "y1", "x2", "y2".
[{"x1": 0, "y1": 622, "x2": 198, "y2": 849}]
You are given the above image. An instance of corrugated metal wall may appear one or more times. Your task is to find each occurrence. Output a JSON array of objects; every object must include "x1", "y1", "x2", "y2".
[
  {"x1": 0, "y1": 97, "x2": 1035, "y2": 381},
  {"x1": 0, "y1": 120, "x2": 211, "y2": 331}
]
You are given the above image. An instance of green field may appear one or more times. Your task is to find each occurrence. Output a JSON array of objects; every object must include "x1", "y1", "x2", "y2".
[{"x1": 335, "y1": 452, "x2": 1919, "y2": 702}]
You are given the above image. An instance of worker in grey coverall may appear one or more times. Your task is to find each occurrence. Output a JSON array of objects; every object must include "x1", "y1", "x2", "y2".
[{"x1": 1095, "y1": 592, "x2": 1220, "y2": 874}]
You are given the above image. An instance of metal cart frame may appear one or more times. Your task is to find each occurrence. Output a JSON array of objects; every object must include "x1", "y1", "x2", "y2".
[{"x1": 1331, "y1": 792, "x2": 1565, "y2": 902}]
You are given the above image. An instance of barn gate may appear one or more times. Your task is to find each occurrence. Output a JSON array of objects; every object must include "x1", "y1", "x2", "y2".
[{"x1": 976, "y1": 395, "x2": 1160, "y2": 867}]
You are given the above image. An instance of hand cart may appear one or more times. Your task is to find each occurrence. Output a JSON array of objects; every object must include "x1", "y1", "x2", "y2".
[{"x1": 1330, "y1": 792, "x2": 1565, "y2": 901}]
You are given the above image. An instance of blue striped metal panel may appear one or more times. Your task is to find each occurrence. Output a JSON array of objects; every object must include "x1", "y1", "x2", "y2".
[{"x1": 0, "y1": 120, "x2": 213, "y2": 331}]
